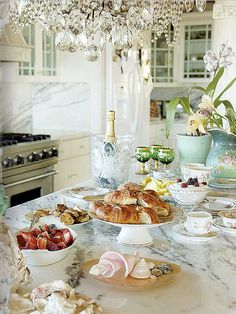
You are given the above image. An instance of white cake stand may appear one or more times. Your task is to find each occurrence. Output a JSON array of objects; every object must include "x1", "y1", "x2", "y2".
[{"x1": 90, "y1": 206, "x2": 183, "y2": 247}]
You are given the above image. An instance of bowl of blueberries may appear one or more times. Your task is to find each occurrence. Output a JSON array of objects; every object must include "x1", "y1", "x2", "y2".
[{"x1": 168, "y1": 178, "x2": 209, "y2": 207}]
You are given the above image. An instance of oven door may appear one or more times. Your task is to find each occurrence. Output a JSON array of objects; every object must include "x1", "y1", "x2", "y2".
[{"x1": 3, "y1": 168, "x2": 58, "y2": 207}]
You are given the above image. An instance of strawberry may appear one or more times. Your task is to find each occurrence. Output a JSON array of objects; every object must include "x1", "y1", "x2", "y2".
[
  {"x1": 57, "y1": 242, "x2": 67, "y2": 249},
  {"x1": 47, "y1": 240, "x2": 59, "y2": 251},
  {"x1": 31, "y1": 228, "x2": 41, "y2": 237},
  {"x1": 37, "y1": 237, "x2": 47, "y2": 250},
  {"x1": 17, "y1": 234, "x2": 27, "y2": 249},
  {"x1": 40, "y1": 231, "x2": 50, "y2": 239},
  {"x1": 62, "y1": 229, "x2": 73, "y2": 246},
  {"x1": 20, "y1": 231, "x2": 33, "y2": 242},
  {"x1": 26, "y1": 240, "x2": 37, "y2": 250},
  {"x1": 40, "y1": 224, "x2": 49, "y2": 232},
  {"x1": 49, "y1": 236, "x2": 63, "y2": 244}
]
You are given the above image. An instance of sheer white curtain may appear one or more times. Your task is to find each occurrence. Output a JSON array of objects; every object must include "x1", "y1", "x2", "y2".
[{"x1": 110, "y1": 49, "x2": 152, "y2": 149}]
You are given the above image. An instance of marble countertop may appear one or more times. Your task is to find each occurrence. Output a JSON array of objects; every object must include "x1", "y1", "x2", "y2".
[{"x1": 4, "y1": 183, "x2": 236, "y2": 314}]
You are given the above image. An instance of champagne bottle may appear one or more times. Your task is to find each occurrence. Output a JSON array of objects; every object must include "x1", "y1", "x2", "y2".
[{"x1": 104, "y1": 110, "x2": 117, "y2": 156}]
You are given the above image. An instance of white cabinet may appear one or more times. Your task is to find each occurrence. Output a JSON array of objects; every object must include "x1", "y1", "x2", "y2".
[
  {"x1": 151, "y1": 11, "x2": 213, "y2": 86},
  {"x1": 54, "y1": 135, "x2": 91, "y2": 191}
]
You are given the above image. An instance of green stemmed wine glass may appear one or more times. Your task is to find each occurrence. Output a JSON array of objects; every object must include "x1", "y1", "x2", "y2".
[
  {"x1": 135, "y1": 146, "x2": 151, "y2": 175},
  {"x1": 158, "y1": 147, "x2": 175, "y2": 170},
  {"x1": 150, "y1": 144, "x2": 163, "y2": 171}
]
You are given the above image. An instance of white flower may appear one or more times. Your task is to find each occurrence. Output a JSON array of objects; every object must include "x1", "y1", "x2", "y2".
[
  {"x1": 198, "y1": 95, "x2": 214, "y2": 115},
  {"x1": 187, "y1": 113, "x2": 206, "y2": 135}
]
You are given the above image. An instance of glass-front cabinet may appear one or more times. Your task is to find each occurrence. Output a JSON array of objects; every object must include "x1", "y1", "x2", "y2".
[
  {"x1": 150, "y1": 13, "x2": 213, "y2": 85},
  {"x1": 184, "y1": 24, "x2": 211, "y2": 79},
  {"x1": 151, "y1": 28, "x2": 174, "y2": 84}
]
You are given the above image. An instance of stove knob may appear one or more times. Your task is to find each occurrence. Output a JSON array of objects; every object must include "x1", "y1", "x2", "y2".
[
  {"x1": 14, "y1": 155, "x2": 24, "y2": 165},
  {"x1": 49, "y1": 147, "x2": 59, "y2": 157},
  {"x1": 28, "y1": 152, "x2": 40, "y2": 162},
  {"x1": 40, "y1": 149, "x2": 50, "y2": 159},
  {"x1": 2, "y1": 157, "x2": 14, "y2": 168}
]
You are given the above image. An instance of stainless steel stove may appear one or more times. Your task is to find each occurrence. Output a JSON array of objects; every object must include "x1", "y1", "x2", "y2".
[{"x1": 1, "y1": 133, "x2": 59, "y2": 207}]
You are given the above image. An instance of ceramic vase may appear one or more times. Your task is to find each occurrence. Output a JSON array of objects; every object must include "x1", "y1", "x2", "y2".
[
  {"x1": 206, "y1": 129, "x2": 236, "y2": 179},
  {"x1": 176, "y1": 134, "x2": 212, "y2": 165}
]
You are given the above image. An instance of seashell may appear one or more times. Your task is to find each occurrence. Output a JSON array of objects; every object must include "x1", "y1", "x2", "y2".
[
  {"x1": 151, "y1": 268, "x2": 163, "y2": 277},
  {"x1": 130, "y1": 259, "x2": 151, "y2": 279},
  {"x1": 147, "y1": 261, "x2": 155, "y2": 270},
  {"x1": 100, "y1": 251, "x2": 140, "y2": 278}
]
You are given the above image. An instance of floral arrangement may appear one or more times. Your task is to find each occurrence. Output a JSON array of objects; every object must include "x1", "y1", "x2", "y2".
[{"x1": 166, "y1": 43, "x2": 236, "y2": 137}]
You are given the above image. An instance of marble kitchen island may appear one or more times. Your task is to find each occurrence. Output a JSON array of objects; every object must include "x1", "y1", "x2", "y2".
[{"x1": 4, "y1": 186, "x2": 236, "y2": 314}]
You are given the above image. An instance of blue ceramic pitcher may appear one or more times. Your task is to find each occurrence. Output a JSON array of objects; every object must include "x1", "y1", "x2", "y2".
[{"x1": 206, "y1": 129, "x2": 236, "y2": 179}]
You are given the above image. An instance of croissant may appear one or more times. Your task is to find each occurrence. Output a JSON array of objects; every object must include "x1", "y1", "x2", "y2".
[
  {"x1": 137, "y1": 192, "x2": 171, "y2": 217},
  {"x1": 118, "y1": 182, "x2": 142, "y2": 192},
  {"x1": 95, "y1": 203, "x2": 141, "y2": 224},
  {"x1": 104, "y1": 190, "x2": 137, "y2": 205},
  {"x1": 90, "y1": 201, "x2": 159, "y2": 224}
]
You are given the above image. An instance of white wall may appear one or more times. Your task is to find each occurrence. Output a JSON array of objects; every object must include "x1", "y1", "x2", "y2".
[
  {"x1": 57, "y1": 50, "x2": 105, "y2": 134},
  {"x1": 213, "y1": 0, "x2": 236, "y2": 110}
]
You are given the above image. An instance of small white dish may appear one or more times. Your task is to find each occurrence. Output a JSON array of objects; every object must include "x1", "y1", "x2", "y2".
[
  {"x1": 168, "y1": 183, "x2": 209, "y2": 207},
  {"x1": 17, "y1": 216, "x2": 77, "y2": 266},
  {"x1": 218, "y1": 210, "x2": 236, "y2": 229},
  {"x1": 172, "y1": 224, "x2": 220, "y2": 242},
  {"x1": 199, "y1": 197, "x2": 236, "y2": 211},
  {"x1": 213, "y1": 217, "x2": 236, "y2": 236}
]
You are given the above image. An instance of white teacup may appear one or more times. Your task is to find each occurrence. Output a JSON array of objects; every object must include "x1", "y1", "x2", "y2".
[
  {"x1": 188, "y1": 167, "x2": 212, "y2": 184},
  {"x1": 183, "y1": 211, "x2": 213, "y2": 235},
  {"x1": 181, "y1": 163, "x2": 205, "y2": 180}
]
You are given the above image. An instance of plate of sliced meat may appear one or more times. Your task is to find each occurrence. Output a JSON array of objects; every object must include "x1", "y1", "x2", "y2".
[{"x1": 88, "y1": 182, "x2": 183, "y2": 246}]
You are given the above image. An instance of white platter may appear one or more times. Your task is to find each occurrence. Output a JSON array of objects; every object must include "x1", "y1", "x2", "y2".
[
  {"x1": 198, "y1": 197, "x2": 236, "y2": 211},
  {"x1": 172, "y1": 224, "x2": 220, "y2": 242},
  {"x1": 90, "y1": 205, "x2": 183, "y2": 247},
  {"x1": 213, "y1": 217, "x2": 236, "y2": 236}
]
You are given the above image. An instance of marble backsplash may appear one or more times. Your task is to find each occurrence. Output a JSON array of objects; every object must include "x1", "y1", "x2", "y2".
[{"x1": 1, "y1": 82, "x2": 91, "y2": 134}]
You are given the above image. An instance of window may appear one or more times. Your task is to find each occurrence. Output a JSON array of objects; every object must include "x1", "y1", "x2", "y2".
[
  {"x1": 19, "y1": 25, "x2": 35, "y2": 76},
  {"x1": 19, "y1": 25, "x2": 57, "y2": 77},
  {"x1": 184, "y1": 24, "x2": 211, "y2": 79},
  {"x1": 151, "y1": 27, "x2": 174, "y2": 83}
]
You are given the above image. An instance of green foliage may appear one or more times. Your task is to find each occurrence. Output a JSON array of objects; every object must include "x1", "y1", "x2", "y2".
[
  {"x1": 166, "y1": 97, "x2": 180, "y2": 139},
  {"x1": 225, "y1": 108, "x2": 236, "y2": 134},
  {"x1": 165, "y1": 67, "x2": 236, "y2": 137},
  {"x1": 205, "y1": 67, "x2": 224, "y2": 97}
]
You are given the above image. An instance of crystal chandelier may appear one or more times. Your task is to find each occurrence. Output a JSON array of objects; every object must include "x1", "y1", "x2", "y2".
[{"x1": 9, "y1": 0, "x2": 207, "y2": 61}]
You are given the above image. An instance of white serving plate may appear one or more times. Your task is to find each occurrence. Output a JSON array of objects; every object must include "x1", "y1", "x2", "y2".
[
  {"x1": 172, "y1": 224, "x2": 220, "y2": 242},
  {"x1": 199, "y1": 197, "x2": 236, "y2": 211},
  {"x1": 17, "y1": 216, "x2": 77, "y2": 266},
  {"x1": 213, "y1": 217, "x2": 236, "y2": 236}
]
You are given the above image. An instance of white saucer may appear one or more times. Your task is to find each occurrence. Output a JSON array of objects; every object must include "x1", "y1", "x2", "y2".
[
  {"x1": 172, "y1": 224, "x2": 220, "y2": 242},
  {"x1": 213, "y1": 217, "x2": 236, "y2": 236},
  {"x1": 199, "y1": 197, "x2": 236, "y2": 211}
]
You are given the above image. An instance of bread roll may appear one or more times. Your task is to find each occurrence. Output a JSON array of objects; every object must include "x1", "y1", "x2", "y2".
[
  {"x1": 104, "y1": 190, "x2": 137, "y2": 205},
  {"x1": 118, "y1": 182, "x2": 142, "y2": 192},
  {"x1": 137, "y1": 192, "x2": 171, "y2": 217}
]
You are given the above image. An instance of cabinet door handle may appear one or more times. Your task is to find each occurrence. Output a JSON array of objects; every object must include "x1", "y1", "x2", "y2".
[{"x1": 79, "y1": 145, "x2": 85, "y2": 149}]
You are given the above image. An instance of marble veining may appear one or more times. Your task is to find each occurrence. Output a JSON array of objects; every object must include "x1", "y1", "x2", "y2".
[
  {"x1": 4, "y1": 185, "x2": 236, "y2": 314},
  {"x1": 32, "y1": 82, "x2": 91, "y2": 132}
]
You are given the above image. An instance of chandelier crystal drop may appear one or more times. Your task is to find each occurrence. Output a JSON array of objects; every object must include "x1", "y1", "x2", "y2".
[{"x1": 9, "y1": 0, "x2": 207, "y2": 62}]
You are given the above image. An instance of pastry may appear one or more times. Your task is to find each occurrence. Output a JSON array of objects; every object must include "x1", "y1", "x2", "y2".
[
  {"x1": 59, "y1": 213, "x2": 75, "y2": 225},
  {"x1": 90, "y1": 202, "x2": 159, "y2": 224},
  {"x1": 118, "y1": 182, "x2": 142, "y2": 192},
  {"x1": 104, "y1": 189, "x2": 137, "y2": 205},
  {"x1": 137, "y1": 192, "x2": 171, "y2": 217}
]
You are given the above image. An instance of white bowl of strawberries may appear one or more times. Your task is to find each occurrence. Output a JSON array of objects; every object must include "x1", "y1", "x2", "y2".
[
  {"x1": 168, "y1": 178, "x2": 209, "y2": 207},
  {"x1": 16, "y1": 216, "x2": 77, "y2": 266}
]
